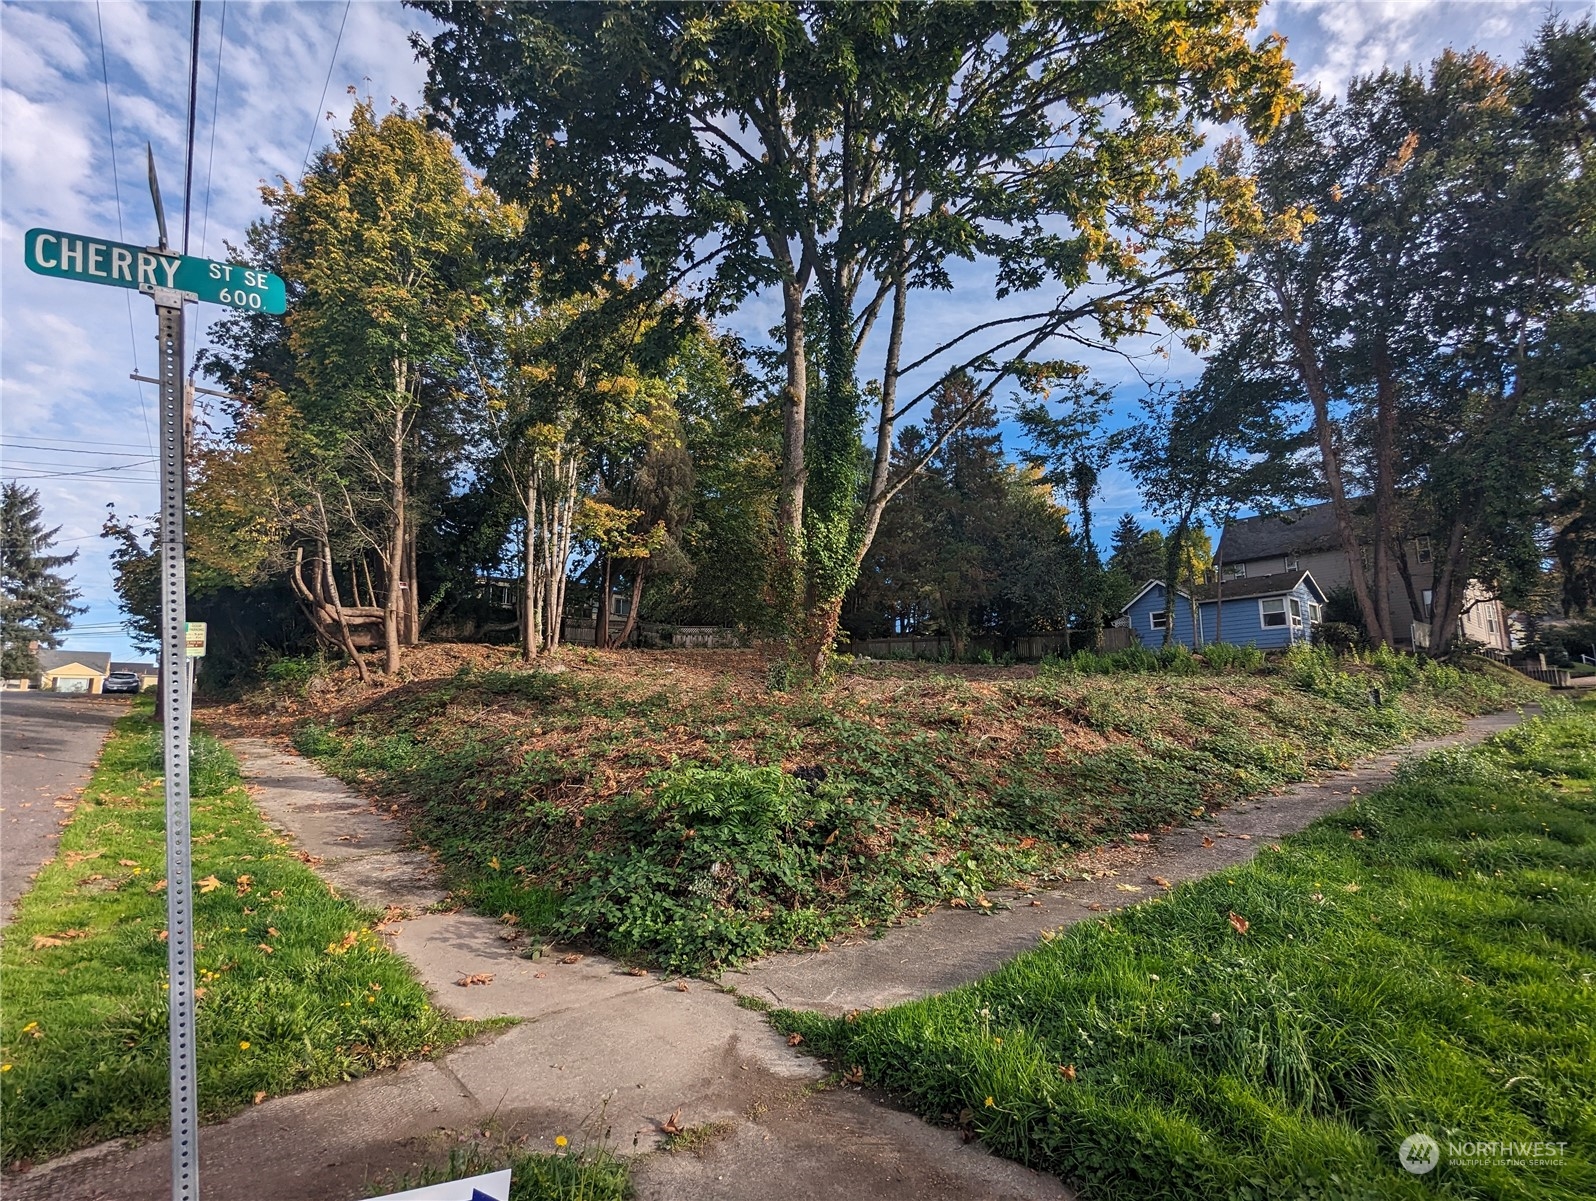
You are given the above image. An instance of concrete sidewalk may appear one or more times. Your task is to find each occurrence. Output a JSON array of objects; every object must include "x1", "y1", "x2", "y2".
[{"x1": 9, "y1": 709, "x2": 1530, "y2": 1201}]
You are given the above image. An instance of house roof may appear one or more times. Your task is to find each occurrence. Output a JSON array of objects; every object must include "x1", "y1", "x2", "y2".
[
  {"x1": 1120, "y1": 571, "x2": 1327, "y2": 612},
  {"x1": 1218, "y1": 500, "x2": 1370, "y2": 562},
  {"x1": 35, "y1": 649, "x2": 112, "y2": 674},
  {"x1": 110, "y1": 662, "x2": 155, "y2": 675}
]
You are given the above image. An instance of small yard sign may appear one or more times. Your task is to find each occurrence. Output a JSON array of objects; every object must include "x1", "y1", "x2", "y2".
[{"x1": 363, "y1": 1169, "x2": 512, "y2": 1201}]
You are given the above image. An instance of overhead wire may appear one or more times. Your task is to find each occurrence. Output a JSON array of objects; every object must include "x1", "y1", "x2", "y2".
[
  {"x1": 302, "y1": 0, "x2": 353, "y2": 173},
  {"x1": 197, "y1": 0, "x2": 227, "y2": 259},
  {"x1": 182, "y1": 0, "x2": 202, "y2": 255},
  {"x1": 95, "y1": 0, "x2": 155, "y2": 455}
]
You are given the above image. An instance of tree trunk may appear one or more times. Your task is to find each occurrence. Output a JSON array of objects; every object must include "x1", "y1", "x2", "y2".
[
  {"x1": 404, "y1": 526, "x2": 420, "y2": 646},
  {"x1": 772, "y1": 278, "x2": 809, "y2": 623},
  {"x1": 522, "y1": 497, "x2": 538, "y2": 661},
  {"x1": 614, "y1": 569, "x2": 646, "y2": 648},
  {"x1": 321, "y1": 539, "x2": 371, "y2": 684},
  {"x1": 383, "y1": 404, "x2": 405, "y2": 675},
  {"x1": 1428, "y1": 518, "x2": 1471, "y2": 656},
  {"x1": 596, "y1": 553, "x2": 612, "y2": 649},
  {"x1": 1287, "y1": 309, "x2": 1388, "y2": 645},
  {"x1": 1368, "y1": 337, "x2": 1401, "y2": 646}
]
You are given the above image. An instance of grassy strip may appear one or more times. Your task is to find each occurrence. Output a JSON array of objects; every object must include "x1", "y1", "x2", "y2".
[
  {"x1": 293, "y1": 648, "x2": 1536, "y2": 975},
  {"x1": 0, "y1": 705, "x2": 474, "y2": 1165},
  {"x1": 777, "y1": 700, "x2": 1596, "y2": 1201},
  {"x1": 373, "y1": 1142, "x2": 629, "y2": 1201}
]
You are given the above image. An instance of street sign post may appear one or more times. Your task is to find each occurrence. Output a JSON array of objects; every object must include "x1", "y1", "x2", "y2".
[
  {"x1": 22, "y1": 227, "x2": 286, "y2": 314},
  {"x1": 25, "y1": 197, "x2": 284, "y2": 1201}
]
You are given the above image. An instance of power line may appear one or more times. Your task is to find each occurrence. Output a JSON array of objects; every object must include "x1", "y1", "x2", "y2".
[
  {"x1": 182, "y1": 0, "x2": 202, "y2": 255},
  {"x1": 95, "y1": 1, "x2": 155, "y2": 455},
  {"x1": 198, "y1": 0, "x2": 227, "y2": 259},
  {"x1": 302, "y1": 0, "x2": 352, "y2": 173}
]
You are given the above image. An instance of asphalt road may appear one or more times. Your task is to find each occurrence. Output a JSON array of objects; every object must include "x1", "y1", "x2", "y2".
[{"x1": 0, "y1": 691, "x2": 126, "y2": 921}]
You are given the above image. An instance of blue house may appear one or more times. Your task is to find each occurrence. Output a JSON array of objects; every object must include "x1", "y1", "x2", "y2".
[{"x1": 1119, "y1": 570, "x2": 1329, "y2": 651}]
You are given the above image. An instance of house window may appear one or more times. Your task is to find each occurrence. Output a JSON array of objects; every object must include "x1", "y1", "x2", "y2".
[
  {"x1": 1417, "y1": 536, "x2": 1432, "y2": 565},
  {"x1": 1224, "y1": 562, "x2": 1247, "y2": 580},
  {"x1": 1307, "y1": 602, "x2": 1322, "y2": 625},
  {"x1": 1150, "y1": 609, "x2": 1168, "y2": 630},
  {"x1": 1422, "y1": 589, "x2": 1433, "y2": 617},
  {"x1": 1259, "y1": 598, "x2": 1288, "y2": 628},
  {"x1": 1487, "y1": 616, "x2": 1497, "y2": 634},
  {"x1": 1288, "y1": 597, "x2": 1305, "y2": 628},
  {"x1": 611, "y1": 593, "x2": 632, "y2": 618},
  {"x1": 1284, "y1": 555, "x2": 1300, "y2": 571}
]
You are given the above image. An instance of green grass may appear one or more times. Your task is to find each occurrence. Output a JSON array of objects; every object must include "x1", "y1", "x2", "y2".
[
  {"x1": 294, "y1": 648, "x2": 1539, "y2": 975},
  {"x1": 775, "y1": 701, "x2": 1596, "y2": 1201},
  {"x1": 0, "y1": 705, "x2": 476, "y2": 1165},
  {"x1": 372, "y1": 1142, "x2": 630, "y2": 1201}
]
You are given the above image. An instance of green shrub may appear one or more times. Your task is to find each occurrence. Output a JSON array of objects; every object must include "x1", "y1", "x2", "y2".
[
  {"x1": 1200, "y1": 642, "x2": 1265, "y2": 671},
  {"x1": 554, "y1": 765, "x2": 924, "y2": 973}
]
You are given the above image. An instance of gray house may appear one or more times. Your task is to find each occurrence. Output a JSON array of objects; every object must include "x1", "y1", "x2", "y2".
[{"x1": 1217, "y1": 501, "x2": 1509, "y2": 651}]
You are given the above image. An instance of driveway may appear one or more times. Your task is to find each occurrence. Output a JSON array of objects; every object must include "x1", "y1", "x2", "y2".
[{"x1": 0, "y1": 690, "x2": 126, "y2": 921}]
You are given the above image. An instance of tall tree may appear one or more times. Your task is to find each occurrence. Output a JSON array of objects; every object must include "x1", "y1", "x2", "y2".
[
  {"x1": 414, "y1": 0, "x2": 1296, "y2": 674},
  {"x1": 264, "y1": 100, "x2": 509, "y2": 673},
  {"x1": 1208, "y1": 19, "x2": 1596, "y2": 652},
  {"x1": 1, "y1": 483, "x2": 84, "y2": 677}
]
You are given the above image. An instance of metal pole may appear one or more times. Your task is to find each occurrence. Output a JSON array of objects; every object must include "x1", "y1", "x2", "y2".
[{"x1": 154, "y1": 287, "x2": 199, "y2": 1201}]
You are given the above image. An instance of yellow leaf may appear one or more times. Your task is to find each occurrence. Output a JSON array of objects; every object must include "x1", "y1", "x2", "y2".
[{"x1": 198, "y1": 875, "x2": 222, "y2": 894}]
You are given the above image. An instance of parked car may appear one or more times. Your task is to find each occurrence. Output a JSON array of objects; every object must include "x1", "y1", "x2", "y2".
[{"x1": 102, "y1": 671, "x2": 144, "y2": 694}]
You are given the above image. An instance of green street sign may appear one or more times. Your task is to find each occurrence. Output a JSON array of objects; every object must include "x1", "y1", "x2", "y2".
[{"x1": 23, "y1": 227, "x2": 286, "y2": 314}]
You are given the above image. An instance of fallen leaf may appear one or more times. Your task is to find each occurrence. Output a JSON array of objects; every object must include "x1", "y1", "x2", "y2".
[
  {"x1": 559, "y1": 953, "x2": 582, "y2": 965},
  {"x1": 533, "y1": 972, "x2": 547, "y2": 979},
  {"x1": 976, "y1": 895, "x2": 993, "y2": 910},
  {"x1": 948, "y1": 898, "x2": 970, "y2": 909},
  {"x1": 157, "y1": 930, "x2": 169, "y2": 942},
  {"x1": 266, "y1": 927, "x2": 279, "y2": 938},
  {"x1": 1344, "y1": 882, "x2": 1361, "y2": 893},
  {"x1": 252, "y1": 1091, "x2": 267, "y2": 1105},
  {"x1": 197, "y1": 875, "x2": 221, "y2": 894},
  {"x1": 1129, "y1": 833, "x2": 1151, "y2": 843},
  {"x1": 1349, "y1": 828, "x2": 1366, "y2": 840},
  {"x1": 235, "y1": 875, "x2": 253, "y2": 897},
  {"x1": 1149, "y1": 876, "x2": 1172, "y2": 889},
  {"x1": 257, "y1": 944, "x2": 274, "y2": 954},
  {"x1": 660, "y1": 1108, "x2": 684, "y2": 1136},
  {"x1": 1202, "y1": 835, "x2": 1216, "y2": 848},
  {"x1": 1028, "y1": 899, "x2": 1042, "y2": 907},
  {"x1": 1115, "y1": 884, "x2": 1143, "y2": 893},
  {"x1": 1085, "y1": 902, "x2": 1104, "y2": 912},
  {"x1": 30, "y1": 935, "x2": 64, "y2": 949},
  {"x1": 500, "y1": 912, "x2": 520, "y2": 926},
  {"x1": 1058, "y1": 1064, "x2": 1077, "y2": 1081},
  {"x1": 843, "y1": 1065, "x2": 865, "y2": 1085},
  {"x1": 455, "y1": 972, "x2": 494, "y2": 988},
  {"x1": 1017, "y1": 837, "x2": 1037, "y2": 849},
  {"x1": 625, "y1": 966, "x2": 649, "y2": 977},
  {"x1": 1236, "y1": 834, "x2": 1252, "y2": 841},
  {"x1": 148, "y1": 879, "x2": 167, "y2": 893},
  {"x1": 1228, "y1": 912, "x2": 1250, "y2": 936},
  {"x1": 269, "y1": 890, "x2": 285, "y2": 900},
  {"x1": 674, "y1": 981, "x2": 689, "y2": 992},
  {"x1": 787, "y1": 1032, "x2": 804, "y2": 1046},
  {"x1": 118, "y1": 859, "x2": 139, "y2": 867},
  {"x1": 1267, "y1": 844, "x2": 1283, "y2": 853}
]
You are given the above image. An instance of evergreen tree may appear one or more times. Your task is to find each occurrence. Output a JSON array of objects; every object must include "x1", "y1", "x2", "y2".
[
  {"x1": 1108, "y1": 515, "x2": 1168, "y2": 585},
  {"x1": 1, "y1": 482, "x2": 84, "y2": 676}
]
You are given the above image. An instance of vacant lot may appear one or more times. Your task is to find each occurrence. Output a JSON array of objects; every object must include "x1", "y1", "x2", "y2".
[
  {"x1": 247, "y1": 643, "x2": 1537, "y2": 974},
  {"x1": 0, "y1": 707, "x2": 473, "y2": 1166},
  {"x1": 780, "y1": 701, "x2": 1596, "y2": 1200}
]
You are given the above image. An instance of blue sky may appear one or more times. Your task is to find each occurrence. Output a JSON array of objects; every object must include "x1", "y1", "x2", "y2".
[{"x1": 0, "y1": 0, "x2": 1576, "y2": 660}]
